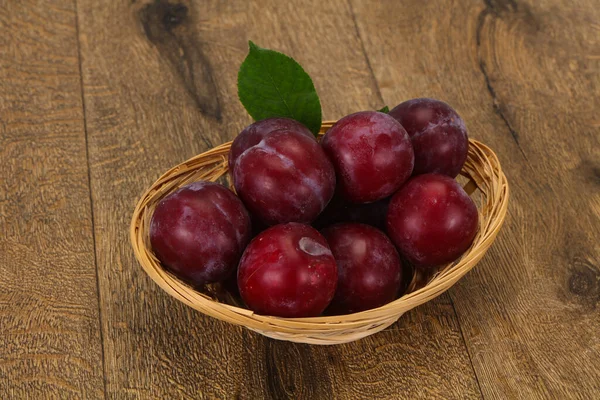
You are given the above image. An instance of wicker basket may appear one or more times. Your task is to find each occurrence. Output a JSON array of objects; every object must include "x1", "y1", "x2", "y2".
[{"x1": 130, "y1": 121, "x2": 509, "y2": 345}]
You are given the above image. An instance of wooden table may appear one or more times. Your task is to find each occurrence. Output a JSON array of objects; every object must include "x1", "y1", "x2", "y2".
[{"x1": 1, "y1": 0, "x2": 598, "y2": 398}]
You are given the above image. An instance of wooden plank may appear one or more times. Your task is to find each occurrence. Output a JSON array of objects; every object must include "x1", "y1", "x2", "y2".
[
  {"x1": 77, "y1": 0, "x2": 481, "y2": 398},
  {"x1": 0, "y1": 1, "x2": 105, "y2": 398},
  {"x1": 351, "y1": 0, "x2": 600, "y2": 398}
]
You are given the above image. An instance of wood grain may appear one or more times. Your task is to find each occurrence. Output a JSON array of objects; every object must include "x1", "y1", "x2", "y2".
[
  {"x1": 352, "y1": 0, "x2": 600, "y2": 398},
  {"x1": 0, "y1": 1, "x2": 104, "y2": 398},
  {"x1": 3, "y1": 0, "x2": 596, "y2": 397},
  {"x1": 76, "y1": 0, "x2": 480, "y2": 398}
]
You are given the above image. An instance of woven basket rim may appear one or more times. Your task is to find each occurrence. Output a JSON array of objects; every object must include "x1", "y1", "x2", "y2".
[{"x1": 130, "y1": 120, "x2": 509, "y2": 343}]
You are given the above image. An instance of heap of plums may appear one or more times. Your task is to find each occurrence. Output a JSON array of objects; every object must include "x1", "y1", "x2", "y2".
[{"x1": 150, "y1": 98, "x2": 478, "y2": 317}]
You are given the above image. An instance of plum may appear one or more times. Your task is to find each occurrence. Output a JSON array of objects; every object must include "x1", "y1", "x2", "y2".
[
  {"x1": 150, "y1": 181, "x2": 251, "y2": 286},
  {"x1": 389, "y1": 98, "x2": 468, "y2": 177},
  {"x1": 321, "y1": 111, "x2": 414, "y2": 203},
  {"x1": 322, "y1": 223, "x2": 403, "y2": 314},
  {"x1": 233, "y1": 130, "x2": 336, "y2": 225},
  {"x1": 228, "y1": 117, "x2": 314, "y2": 173},
  {"x1": 387, "y1": 174, "x2": 478, "y2": 268},
  {"x1": 237, "y1": 223, "x2": 337, "y2": 317}
]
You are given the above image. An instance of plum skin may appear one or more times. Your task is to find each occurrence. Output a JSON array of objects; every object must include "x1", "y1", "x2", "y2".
[
  {"x1": 321, "y1": 111, "x2": 414, "y2": 203},
  {"x1": 228, "y1": 117, "x2": 314, "y2": 173},
  {"x1": 150, "y1": 181, "x2": 251, "y2": 286},
  {"x1": 237, "y1": 223, "x2": 338, "y2": 317},
  {"x1": 233, "y1": 129, "x2": 336, "y2": 226},
  {"x1": 386, "y1": 174, "x2": 478, "y2": 268},
  {"x1": 389, "y1": 98, "x2": 468, "y2": 178},
  {"x1": 322, "y1": 223, "x2": 403, "y2": 315}
]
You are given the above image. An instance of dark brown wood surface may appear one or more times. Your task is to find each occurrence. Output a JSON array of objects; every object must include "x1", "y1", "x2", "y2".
[
  {"x1": 0, "y1": 1, "x2": 105, "y2": 398},
  {"x1": 1, "y1": 0, "x2": 598, "y2": 399}
]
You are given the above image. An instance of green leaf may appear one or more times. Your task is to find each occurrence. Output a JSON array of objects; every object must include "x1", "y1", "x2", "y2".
[
  {"x1": 378, "y1": 106, "x2": 390, "y2": 113},
  {"x1": 238, "y1": 41, "x2": 322, "y2": 135}
]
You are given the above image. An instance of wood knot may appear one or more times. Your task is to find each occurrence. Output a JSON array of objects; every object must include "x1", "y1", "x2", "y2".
[
  {"x1": 162, "y1": 3, "x2": 188, "y2": 30},
  {"x1": 568, "y1": 263, "x2": 599, "y2": 299},
  {"x1": 484, "y1": 0, "x2": 518, "y2": 15},
  {"x1": 139, "y1": 1, "x2": 189, "y2": 44},
  {"x1": 482, "y1": 0, "x2": 541, "y2": 33},
  {"x1": 138, "y1": 0, "x2": 222, "y2": 121},
  {"x1": 580, "y1": 159, "x2": 600, "y2": 187}
]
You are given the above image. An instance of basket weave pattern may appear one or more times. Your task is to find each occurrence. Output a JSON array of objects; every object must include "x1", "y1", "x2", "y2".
[{"x1": 130, "y1": 121, "x2": 509, "y2": 344}]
